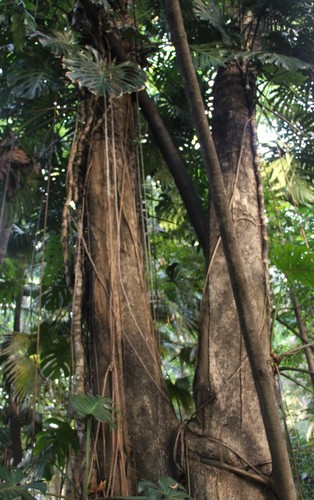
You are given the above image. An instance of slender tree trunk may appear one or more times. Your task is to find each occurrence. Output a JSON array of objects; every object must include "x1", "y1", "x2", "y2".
[
  {"x1": 0, "y1": 224, "x2": 11, "y2": 263},
  {"x1": 85, "y1": 94, "x2": 178, "y2": 496},
  {"x1": 8, "y1": 293, "x2": 23, "y2": 466},
  {"x1": 165, "y1": 1, "x2": 296, "y2": 498},
  {"x1": 290, "y1": 288, "x2": 314, "y2": 389}
]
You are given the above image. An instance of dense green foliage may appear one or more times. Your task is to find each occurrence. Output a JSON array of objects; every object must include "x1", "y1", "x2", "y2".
[{"x1": 0, "y1": 0, "x2": 313, "y2": 497}]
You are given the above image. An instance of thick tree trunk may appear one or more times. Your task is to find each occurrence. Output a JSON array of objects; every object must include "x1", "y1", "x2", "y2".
[
  {"x1": 63, "y1": 3, "x2": 178, "y2": 495},
  {"x1": 165, "y1": 2, "x2": 296, "y2": 498},
  {"x1": 86, "y1": 95, "x2": 178, "y2": 496},
  {"x1": 189, "y1": 63, "x2": 273, "y2": 499}
]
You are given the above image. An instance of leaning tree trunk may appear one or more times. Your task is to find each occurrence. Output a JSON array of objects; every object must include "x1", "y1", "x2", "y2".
[
  {"x1": 85, "y1": 94, "x2": 178, "y2": 496},
  {"x1": 189, "y1": 63, "x2": 273, "y2": 499}
]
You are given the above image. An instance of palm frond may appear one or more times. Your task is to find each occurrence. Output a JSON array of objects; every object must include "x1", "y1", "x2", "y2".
[
  {"x1": 193, "y1": 0, "x2": 231, "y2": 44},
  {"x1": 0, "y1": 466, "x2": 46, "y2": 499},
  {"x1": 1, "y1": 333, "x2": 36, "y2": 401},
  {"x1": 248, "y1": 51, "x2": 311, "y2": 72}
]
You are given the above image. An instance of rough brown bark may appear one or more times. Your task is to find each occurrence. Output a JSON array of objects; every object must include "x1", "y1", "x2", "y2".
[
  {"x1": 86, "y1": 95, "x2": 178, "y2": 496},
  {"x1": 188, "y1": 63, "x2": 273, "y2": 500},
  {"x1": 165, "y1": 1, "x2": 296, "y2": 498},
  {"x1": 104, "y1": 31, "x2": 208, "y2": 254},
  {"x1": 290, "y1": 289, "x2": 314, "y2": 389},
  {"x1": 64, "y1": 3, "x2": 179, "y2": 495}
]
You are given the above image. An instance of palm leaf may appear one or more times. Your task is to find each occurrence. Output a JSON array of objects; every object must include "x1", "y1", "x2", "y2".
[
  {"x1": 247, "y1": 51, "x2": 311, "y2": 72},
  {"x1": 1, "y1": 333, "x2": 36, "y2": 400},
  {"x1": 193, "y1": 0, "x2": 231, "y2": 43},
  {"x1": 0, "y1": 466, "x2": 46, "y2": 499}
]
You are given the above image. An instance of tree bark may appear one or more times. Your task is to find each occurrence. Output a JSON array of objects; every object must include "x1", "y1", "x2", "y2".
[
  {"x1": 104, "y1": 31, "x2": 208, "y2": 254},
  {"x1": 165, "y1": 1, "x2": 296, "y2": 499},
  {"x1": 9, "y1": 293, "x2": 23, "y2": 466},
  {"x1": 85, "y1": 94, "x2": 178, "y2": 496},
  {"x1": 290, "y1": 288, "x2": 314, "y2": 389},
  {"x1": 187, "y1": 62, "x2": 273, "y2": 500},
  {"x1": 0, "y1": 224, "x2": 11, "y2": 263}
]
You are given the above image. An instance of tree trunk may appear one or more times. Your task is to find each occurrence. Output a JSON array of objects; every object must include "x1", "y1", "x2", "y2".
[
  {"x1": 63, "y1": 2, "x2": 179, "y2": 495},
  {"x1": 165, "y1": 2, "x2": 296, "y2": 497},
  {"x1": 189, "y1": 63, "x2": 273, "y2": 499},
  {"x1": 290, "y1": 288, "x2": 314, "y2": 389},
  {"x1": 85, "y1": 94, "x2": 178, "y2": 496},
  {"x1": 0, "y1": 224, "x2": 11, "y2": 263},
  {"x1": 8, "y1": 293, "x2": 23, "y2": 466}
]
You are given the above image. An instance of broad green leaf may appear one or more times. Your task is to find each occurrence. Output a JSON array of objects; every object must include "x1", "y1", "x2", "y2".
[
  {"x1": 70, "y1": 394, "x2": 117, "y2": 425},
  {"x1": 63, "y1": 46, "x2": 146, "y2": 96},
  {"x1": 270, "y1": 244, "x2": 314, "y2": 288},
  {"x1": 7, "y1": 57, "x2": 62, "y2": 99},
  {"x1": 33, "y1": 418, "x2": 79, "y2": 467},
  {"x1": 39, "y1": 29, "x2": 78, "y2": 56},
  {"x1": 138, "y1": 477, "x2": 191, "y2": 499},
  {"x1": 23, "y1": 10, "x2": 37, "y2": 32}
]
